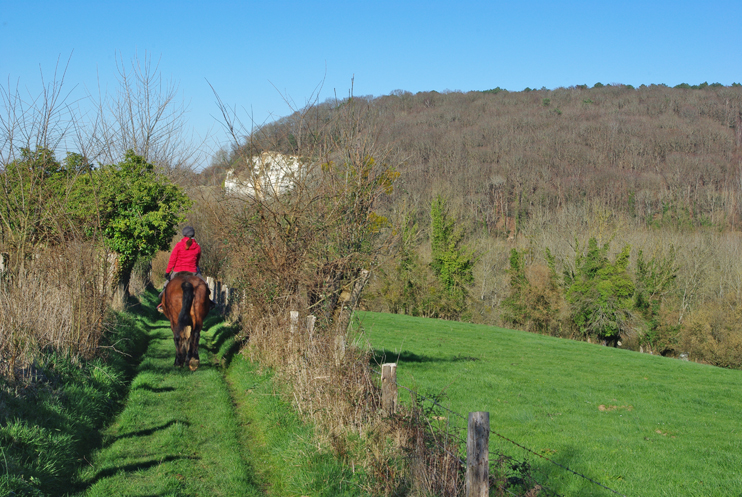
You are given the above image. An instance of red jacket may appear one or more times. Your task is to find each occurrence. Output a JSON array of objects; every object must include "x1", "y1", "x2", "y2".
[{"x1": 166, "y1": 237, "x2": 202, "y2": 274}]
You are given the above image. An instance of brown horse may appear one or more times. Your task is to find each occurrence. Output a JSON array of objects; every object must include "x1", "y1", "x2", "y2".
[{"x1": 161, "y1": 272, "x2": 211, "y2": 371}]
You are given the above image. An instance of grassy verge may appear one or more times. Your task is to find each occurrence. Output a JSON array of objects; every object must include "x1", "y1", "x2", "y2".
[
  {"x1": 207, "y1": 304, "x2": 365, "y2": 496},
  {"x1": 222, "y1": 345, "x2": 363, "y2": 496},
  {"x1": 0, "y1": 309, "x2": 149, "y2": 497},
  {"x1": 356, "y1": 310, "x2": 742, "y2": 497}
]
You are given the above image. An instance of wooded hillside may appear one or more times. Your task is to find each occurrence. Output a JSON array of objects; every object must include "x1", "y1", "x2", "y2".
[
  {"x1": 205, "y1": 83, "x2": 742, "y2": 232},
  {"x1": 380, "y1": 84, "x2": 742, "y2": 232}
]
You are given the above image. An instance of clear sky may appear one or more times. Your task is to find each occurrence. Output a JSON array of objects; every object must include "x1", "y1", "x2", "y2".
[{"x1": 2, "y1": 0, "x2": 741, "y2": 168}]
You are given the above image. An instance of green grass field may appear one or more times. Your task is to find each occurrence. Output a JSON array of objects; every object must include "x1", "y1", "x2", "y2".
[{"x1": 355, "y1": 311, "x2": 742, "y2": 497}]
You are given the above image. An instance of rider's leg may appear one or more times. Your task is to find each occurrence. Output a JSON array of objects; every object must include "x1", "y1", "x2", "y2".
[{"x1": 157, "y1": 275, "x2": 171, "y2": 311}]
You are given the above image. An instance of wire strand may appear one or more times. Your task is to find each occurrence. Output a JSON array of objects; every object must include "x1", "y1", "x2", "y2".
[{"x1": 372, "y1": 365, "x2": 628, "y2": 497}]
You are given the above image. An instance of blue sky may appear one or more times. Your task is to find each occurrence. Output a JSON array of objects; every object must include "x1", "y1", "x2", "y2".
[{"x1": 2, "y1": 0, "x2": 741, "y2": 168}]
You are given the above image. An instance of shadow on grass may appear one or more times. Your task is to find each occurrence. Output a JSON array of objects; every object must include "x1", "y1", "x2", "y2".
[
  {"x1": 206, "y1": 321, "x2": 242, "y2": 368},
  {"x1": 371, "y1": 349, "x2": 480, "y2": 365},
  {"x1": 203, "y1": 312, "x2": 223, "y2": 329},
  {"x1": 85, "y1": 454, "x2": 200, "y2": 486},
  {"x1": 137, "y1": 358, "x2": 216, "y2": 376},
  {"x1": 127, "y1": 291, "x2": 163, "y2": 323},
  {"x1": 132, "y1": 384, "x2": 176, "y2": 393},
  {"x1": 113, "y1": 419, "x2": 191, "y2": 442},
  {"x1": 487, "y1": 442, "x2": 597, "y2": 496}
]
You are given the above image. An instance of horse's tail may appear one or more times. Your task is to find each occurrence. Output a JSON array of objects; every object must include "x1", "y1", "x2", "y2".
[{"x1": 178, "y1": 280, "x2": 194, "y2": 331}]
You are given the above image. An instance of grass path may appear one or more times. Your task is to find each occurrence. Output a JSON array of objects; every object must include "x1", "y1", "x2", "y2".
[{"x1": 75, "y1": 299, "x2": 263, "y2": 497}]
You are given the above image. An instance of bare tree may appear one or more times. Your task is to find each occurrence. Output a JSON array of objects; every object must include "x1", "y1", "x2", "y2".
[
  {"x1": 0, "y1": 56, "x2": 78, "y2": 167},
  {"x1": 88, "y1": 51, "x2": 204, "y2": 179},
  {"x1": 0, "y1": 59, "x2": 114, "y2": 376},
  {"x1": 206, "y1": 79, "x2": 398, "y2": 331},
  {"x1": 0, "y1": 57, "x2": 85, "y2": 272}
]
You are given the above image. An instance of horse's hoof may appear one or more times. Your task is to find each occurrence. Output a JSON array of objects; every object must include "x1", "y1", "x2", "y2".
[{"x1": 188, "y1": 358, "x2": 200, "y2": 371}]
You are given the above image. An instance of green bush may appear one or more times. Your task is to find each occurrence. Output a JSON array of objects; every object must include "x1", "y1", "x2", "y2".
[
  {"x1": 430, "y1": 195, "x2": 476, "y2": 318},
  {"x1": 634, "y1": 247, "x2": 678, "y2": 353},
  {"x1": 502, "y1": 249, "x2": 562, "y2": 335},
  {"x1": 566, "y1": 239, "x2": 634, "y2": 344}
]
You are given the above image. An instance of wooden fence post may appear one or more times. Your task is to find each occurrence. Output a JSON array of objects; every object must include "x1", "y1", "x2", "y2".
[
  {"x1": 466, "y1": 412, "x2": 490, "y2": 497},
  {"x1": 290, "y1": 311, "x2": 299, "y2": 334},
  {"x1": 207, "y1": 276, "x2": 215, "y2": 300},
  {"x1": 288, "y1": 310, "x2": 299, "y2": 362},
  {"x1": 306, "y1": 315, "x2": 316, "y2": 341},
  {"x1": 334, "y1": 335, "x2": 346, "y2": 365},
  {"x1": 381, "y1": 363, "x2": 398, "y2": 415}
]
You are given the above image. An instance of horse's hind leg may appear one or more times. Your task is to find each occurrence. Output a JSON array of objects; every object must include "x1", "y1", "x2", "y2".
[
  {"x1": 173, "y1": 334, "x2": 184, "y2": 366},
  {"x1": 187, "y1": 324, "x2": 201, "y2": 371},
  {"x1": 173, "y1": 329, "x2": 188, "y2": 367}
]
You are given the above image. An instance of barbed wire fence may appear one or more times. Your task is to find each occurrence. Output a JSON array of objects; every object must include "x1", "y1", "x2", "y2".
[
  {"x1": 371, "y1": 364, "x2": 628, "y2": 497},
  {"x1": 215, "y1": 298, "x2": 630, "y2": 497}
]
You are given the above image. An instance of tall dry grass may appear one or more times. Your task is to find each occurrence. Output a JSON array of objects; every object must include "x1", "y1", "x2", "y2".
[
  {"x1": 0, "y1": 242, "x2": 113, "y2": 380},
  {"x1": 238, "y1": 303, "x2": 463, "y2": 496}
]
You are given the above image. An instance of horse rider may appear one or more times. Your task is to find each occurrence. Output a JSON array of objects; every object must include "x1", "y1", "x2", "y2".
[{"x1": 157, "y1": 226, "x2": 214, "y2": 312}]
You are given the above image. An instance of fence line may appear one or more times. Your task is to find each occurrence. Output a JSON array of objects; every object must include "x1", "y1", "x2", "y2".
[
  {"x1": 371, "y1": 364, "x2": 627, "y2": 497},
  {"x1": 486, "y1": 421, "x2": 626, "y2": 496},
  {"x1": 373, "y1": 366, "x2": 553, "y2": 496},
  {"x1": 245, "y1": 307, "x2": 628, "y2": 496},
  {"x1": 205, "y1": 276, "x2": 241, "y2": 316}
]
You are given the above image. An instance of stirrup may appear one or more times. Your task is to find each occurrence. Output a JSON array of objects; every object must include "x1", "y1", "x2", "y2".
[{"x1": 157, "y1": 303, "x2": 164, "y2": 313}]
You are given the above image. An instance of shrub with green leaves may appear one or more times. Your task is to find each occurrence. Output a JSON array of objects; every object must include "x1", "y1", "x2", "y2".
[
  {"x1": 634, "y1": 247, "x2": 678, "y2": 352},
  {"x1": 565, "y1": 238, "x2": 634, "y2": 344},
  {"x1": 502, "y1": 248, "x2": 562, "y2": 335},
  {"x1": 429, "y1": 195, "x2": 476, "y2": 318},
  {"x1": 502, "y1": 248, "x2": 529, "y2": 326},
  {"x1": 98, "y1": 151, "x2": 191, "y2": 296}
]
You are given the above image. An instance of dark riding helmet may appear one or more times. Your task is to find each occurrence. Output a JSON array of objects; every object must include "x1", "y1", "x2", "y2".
[{"x1": 182, "y1": 226, "x2": 195, "y2": 238}]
